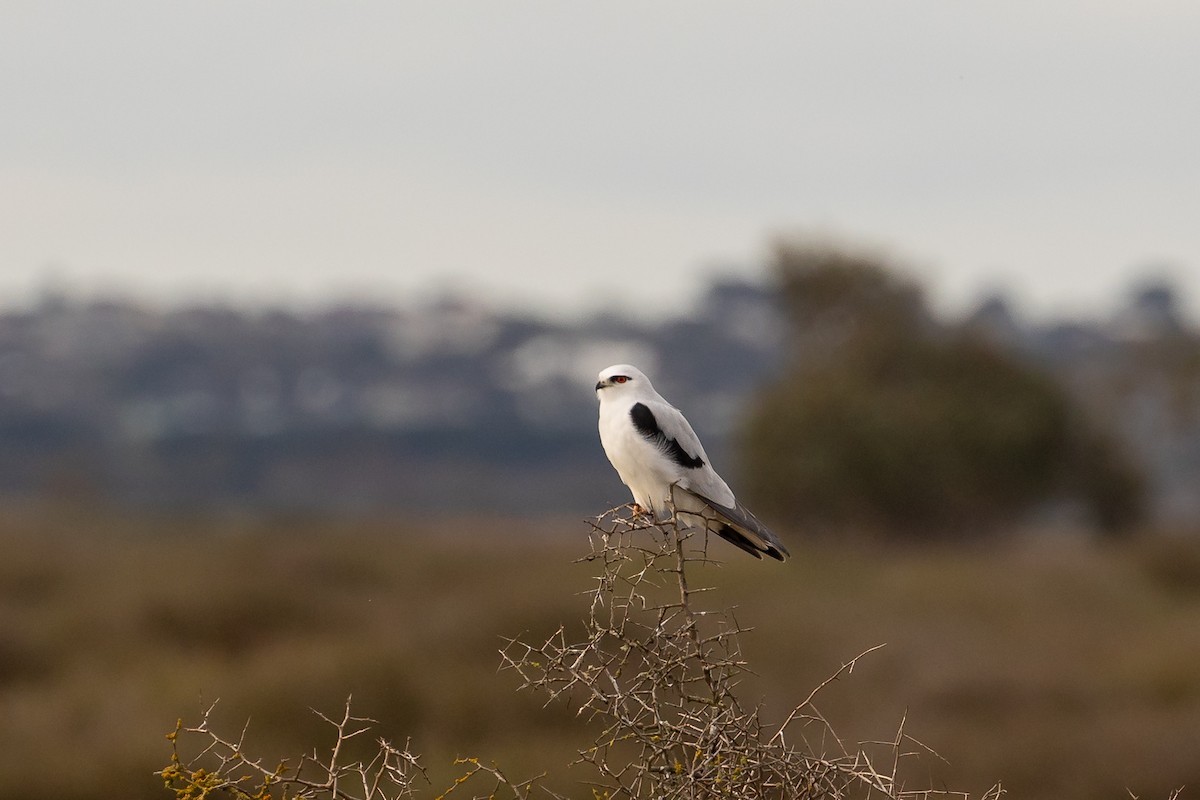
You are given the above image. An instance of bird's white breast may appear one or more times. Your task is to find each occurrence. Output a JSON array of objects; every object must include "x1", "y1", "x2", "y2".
[{"x1": 598, "y1": 399, "x2": 677, "y2": 514}]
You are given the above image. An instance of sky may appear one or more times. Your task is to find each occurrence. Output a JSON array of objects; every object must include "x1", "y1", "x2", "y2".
[{"x1": 3, "y1": 2, "x2": 1198, "y2": 322}]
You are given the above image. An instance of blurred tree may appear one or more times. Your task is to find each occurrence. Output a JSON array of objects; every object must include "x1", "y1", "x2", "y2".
[{"x1": 740, "y1": 241, "x2": 1146, "y2": 538}]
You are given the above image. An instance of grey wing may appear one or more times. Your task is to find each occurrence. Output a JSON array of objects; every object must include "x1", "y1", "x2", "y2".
[
  {"x1": 644, "y1": 399, "x2": 710, "y2": 463},
  {"x1": 641, "y1": 400, "x2": 788, "y2": 560},
  {"x1": 652, "y1": 407, "x2": 734, "y2": 506},
  {"x1": 638, "y1": 401, "x2": 734, "y2": 500}
]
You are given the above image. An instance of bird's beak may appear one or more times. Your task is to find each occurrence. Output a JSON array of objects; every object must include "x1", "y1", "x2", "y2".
[{"x1": 595, "y1": 380, "x2": 606, "y2": 391}]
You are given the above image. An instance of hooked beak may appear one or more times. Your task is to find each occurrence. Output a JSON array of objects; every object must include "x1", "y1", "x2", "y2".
[{"x1": 595, "y1": 380, "x2": 606, "y2": 391}]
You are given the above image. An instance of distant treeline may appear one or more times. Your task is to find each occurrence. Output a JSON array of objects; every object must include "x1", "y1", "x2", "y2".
[{"x1": 0, "y1": 249, "x2": 1197, "y2": 532}]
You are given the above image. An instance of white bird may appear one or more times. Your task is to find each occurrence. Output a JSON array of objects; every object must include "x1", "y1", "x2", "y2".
[{"x1": 595, "y1": 364, "x2": 789, "y2": 561}]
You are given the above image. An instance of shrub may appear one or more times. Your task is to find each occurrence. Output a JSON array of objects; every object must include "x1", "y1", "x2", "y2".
[{"x1": 160, "y1": 511, "x2": 999, "y2": 800}]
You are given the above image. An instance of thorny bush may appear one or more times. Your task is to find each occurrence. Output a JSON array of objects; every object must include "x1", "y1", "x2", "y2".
[{"x1": 161, "y1": 508, "x2": 1001, "y2": 800}]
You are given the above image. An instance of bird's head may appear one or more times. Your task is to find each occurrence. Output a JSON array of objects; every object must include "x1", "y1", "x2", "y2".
[{"x1": 595, "y1": 364, "x2": 652, "y2": 399}]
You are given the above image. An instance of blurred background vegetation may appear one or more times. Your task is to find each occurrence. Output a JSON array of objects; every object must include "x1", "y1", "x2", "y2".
[
  {"x1": 2, "y1": 239, "x2": 1200, "y2": 800},
  {"x1": 742, "y1": 242, "x2": 1149, "y2": 538},
  {"x1": 2, "y1": 239, "x2": 1197, "y2": 531},
  {"x1": 3, "y1": 506, "x2": 1199, "y2": 800}
]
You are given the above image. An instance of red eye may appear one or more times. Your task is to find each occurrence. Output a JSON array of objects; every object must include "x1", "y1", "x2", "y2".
[{"x1": 614, "y1": 376, "x2": 628, "y2": 384}]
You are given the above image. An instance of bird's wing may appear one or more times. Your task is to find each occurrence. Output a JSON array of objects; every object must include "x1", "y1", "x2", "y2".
[
  {"x1": 631, "y1": 396, "x2": 789, "y2": 561},
  {"x1": 630, "y1": 398, "x2": 718, "y2": 475},
  {"x1": 674, "y1": 485, "x2": 790, "y2": 561}
]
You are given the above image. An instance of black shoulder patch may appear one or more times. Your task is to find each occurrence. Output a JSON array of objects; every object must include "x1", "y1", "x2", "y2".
[{"x1": 629, "y1": 402, "x2": 705, "y2": 469}]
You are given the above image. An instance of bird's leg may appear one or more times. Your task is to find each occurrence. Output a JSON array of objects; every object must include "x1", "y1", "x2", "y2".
[{"x1": 624, "y1": 503, "x2": 659, "y2": 525}]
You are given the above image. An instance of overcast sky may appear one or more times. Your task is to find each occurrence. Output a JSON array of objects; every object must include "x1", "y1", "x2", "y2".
[{"x1": 3, "y1": 2, "x2": 1197, "y2": 322}]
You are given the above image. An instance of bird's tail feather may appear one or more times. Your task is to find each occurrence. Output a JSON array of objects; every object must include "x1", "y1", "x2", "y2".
[
  {"x1": 672, "y1": 486, "x2": 790, "y2": 561},
  {"x1": 716, "y1": 524, "x2": 766, "y2": 559}
]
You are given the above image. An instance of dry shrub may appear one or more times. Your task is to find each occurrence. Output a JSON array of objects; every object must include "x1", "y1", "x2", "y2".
[{"x1": 161, "y1": 510, "x2": 1003, "y2": 800}]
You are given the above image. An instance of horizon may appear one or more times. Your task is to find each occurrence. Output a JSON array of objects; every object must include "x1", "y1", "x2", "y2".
[{"x1": 8, "y1": 256, "x2": 1195, "y2": 329}]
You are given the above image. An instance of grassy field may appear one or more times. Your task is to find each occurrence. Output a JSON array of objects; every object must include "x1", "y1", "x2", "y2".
[{"x1": 1, "y1": 504, "x2": 1198, "y2": 800}]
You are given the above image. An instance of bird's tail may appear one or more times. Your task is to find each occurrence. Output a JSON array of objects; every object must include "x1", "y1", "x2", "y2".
[
  {"x1": 671, "y1": 486, "x2": 789, "y2": 561},
  {"x1": 713, "y1": 523, "x2": 777, "y2": 560}
]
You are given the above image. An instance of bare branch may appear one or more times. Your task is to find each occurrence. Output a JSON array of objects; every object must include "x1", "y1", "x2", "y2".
[
  {"x1": 500, "y1": 508, "x2": 927, "y2": 799},
  {"x1": 162, "y1": 507, "x2": 1010, "y2": 800}
]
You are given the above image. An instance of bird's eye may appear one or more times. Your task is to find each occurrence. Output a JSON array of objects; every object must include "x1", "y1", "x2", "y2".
[{"x1": 613, "y1": 376, "x2": 629, "y2": 384}]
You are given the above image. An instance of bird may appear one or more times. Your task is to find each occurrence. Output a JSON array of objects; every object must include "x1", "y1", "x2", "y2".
[{"x1": 595, "y1": 364, "x2": 789, "y2": 561}]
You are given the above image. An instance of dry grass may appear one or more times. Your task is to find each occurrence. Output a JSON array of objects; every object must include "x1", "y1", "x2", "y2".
[{"x1": 0, "y1": 503, "x2": 1197, "y2": 799}]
